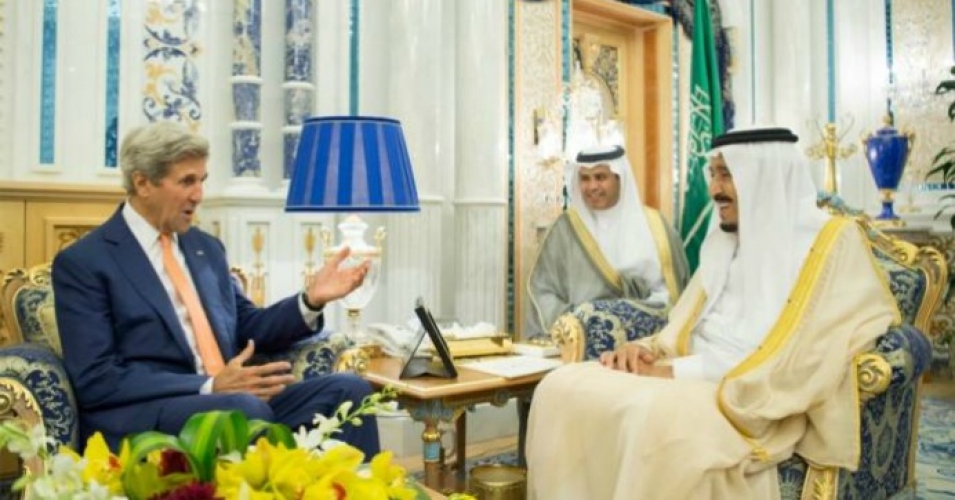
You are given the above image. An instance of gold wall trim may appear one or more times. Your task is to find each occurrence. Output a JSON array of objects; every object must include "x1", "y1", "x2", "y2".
[{"x1": 0, "y1": 181, "x2": 125, "y2": 203}]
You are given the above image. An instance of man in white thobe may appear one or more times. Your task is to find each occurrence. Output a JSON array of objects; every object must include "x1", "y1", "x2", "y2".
[{"x1": 526, "y1": 127, "x2": 899, "y2": 499}]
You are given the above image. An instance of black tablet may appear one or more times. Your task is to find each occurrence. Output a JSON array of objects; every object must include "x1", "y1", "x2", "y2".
[{"x1": 399, "y1": 298, "x2": 458, "y2": 379}]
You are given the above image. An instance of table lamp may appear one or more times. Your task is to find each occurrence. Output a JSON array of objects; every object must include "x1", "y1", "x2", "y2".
[{"x1": 286, "y1": 116, "x2": 420, "y2": 347}]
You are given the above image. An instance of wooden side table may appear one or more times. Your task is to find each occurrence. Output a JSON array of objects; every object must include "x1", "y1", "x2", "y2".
[{"x1": 363, "y1": 357, "x2": 550, "y2": 491}]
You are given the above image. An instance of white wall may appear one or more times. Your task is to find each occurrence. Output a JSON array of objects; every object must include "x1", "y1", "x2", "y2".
[
  {"x1": 722, "y1": 0, "x2": 954, "y2": 219},
  {"x1": 1, "y1": 0, "x2": 510, "y2": 331}
]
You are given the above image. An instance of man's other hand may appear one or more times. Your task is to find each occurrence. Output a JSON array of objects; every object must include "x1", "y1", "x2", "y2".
[
  {"x1": 212, "y1": 341, "x2": 296, "y2": 401},
  {"x1": 305, "y1": 247, "x2": 371, "y2": 309},
  {"x1": 599, "y1": 343, "x2": 657, "y2": 373}
]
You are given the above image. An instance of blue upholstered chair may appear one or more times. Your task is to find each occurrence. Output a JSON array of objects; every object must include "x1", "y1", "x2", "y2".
[
  {"x1": 0, "y1": 263, "x2": 367, "y2": 472},
  {"x1": 549, "y1": 211, "x2": 946, "y2": 499}
]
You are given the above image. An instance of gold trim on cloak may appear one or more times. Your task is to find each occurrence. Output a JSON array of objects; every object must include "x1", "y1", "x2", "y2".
[
  {"x1": 566, "y1": 208, "x2": 623, "y2": 293},
  {"x1": 716, "y1": 217, "x2": 850, "y2": 440},
  {"x1": 675, "y1": 292, "x2": 706, "y2": 356}
]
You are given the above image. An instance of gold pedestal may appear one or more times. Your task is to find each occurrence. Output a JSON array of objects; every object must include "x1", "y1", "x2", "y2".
[
  {"x1": 872, "y1": 218, "x2": 906, "y2": 229},
  {"x1": 469, "y1": 464, "x2": 527, "y2": 500},
  {"x1": 358, "y1": 343, "x2": 383, "y2": 358}
]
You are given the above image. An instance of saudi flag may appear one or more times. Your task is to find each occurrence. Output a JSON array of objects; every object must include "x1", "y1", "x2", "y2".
[{"x1": 680, "y1": 0, "x2": 725, "y2": 272}]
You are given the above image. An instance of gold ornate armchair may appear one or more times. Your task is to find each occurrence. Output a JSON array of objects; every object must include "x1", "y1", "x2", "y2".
[
  {"x1": 0, "y1": 263, "x2": 368, "y2": 468},
  {"x1": 551, "y1": 212, "x2": 946, "y2": 499}
]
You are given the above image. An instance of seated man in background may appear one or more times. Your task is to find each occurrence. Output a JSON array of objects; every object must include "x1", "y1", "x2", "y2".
[
  {"x1": 526, "y1": 128, "x2": 900, "y2": 499},
  {"x1": 525, "y1": 145, "x2": 689, "y2": 338},
  {"x1": 53, "y1": 122, "x2": 380, "y2": 457}
]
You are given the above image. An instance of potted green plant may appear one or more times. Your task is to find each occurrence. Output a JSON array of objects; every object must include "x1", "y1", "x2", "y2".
[{"x1": 927, "y1": 65, "x2": 955, "y2": 228}]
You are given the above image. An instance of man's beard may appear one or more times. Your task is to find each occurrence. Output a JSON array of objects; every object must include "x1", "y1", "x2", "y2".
[{"x1": 713, "y1": 195, "x2": 736, "y2": 232}]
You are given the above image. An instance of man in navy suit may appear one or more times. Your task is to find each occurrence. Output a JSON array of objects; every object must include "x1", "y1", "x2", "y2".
[{"x1": 53, "y1": 122, "x2": 380, "y2": 457}]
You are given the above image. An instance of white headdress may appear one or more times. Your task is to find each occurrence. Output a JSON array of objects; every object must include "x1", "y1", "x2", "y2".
[
  {"x1": 698, "y1": 127, "x2": 830, "y2": 339},
  {"x1": 567, "y1": 145, "x2": 664, "y2": 292}
]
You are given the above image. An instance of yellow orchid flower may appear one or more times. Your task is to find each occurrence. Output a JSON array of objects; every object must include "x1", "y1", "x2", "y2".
[
  {"x1": 367, "y1": 451, "x2": 418, "y2": 500},
  {"x1": 217, "y1": 441, "x2": 270, "y2": 490},
  {"x1": 78, "y1": 433, "x2": 124, "y2": 494}
]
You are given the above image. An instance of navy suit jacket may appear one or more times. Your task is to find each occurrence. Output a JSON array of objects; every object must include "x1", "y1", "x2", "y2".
[{"x1": 53, "y1": 207, "x2": 320, "y2": 444}]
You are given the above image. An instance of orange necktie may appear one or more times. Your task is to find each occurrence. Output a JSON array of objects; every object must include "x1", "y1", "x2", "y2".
[{"x1": 160, "y1": 233, "x2": 226, "y2": 376}]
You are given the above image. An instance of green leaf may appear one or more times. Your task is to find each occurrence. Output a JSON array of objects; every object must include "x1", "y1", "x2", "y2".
[
  {"x1": 248, "y1": 419, "x2": 296, "y2": 449},
  {"x1": 214, "y1": 411, "x2": 250, "y2": 456},
  {"x1": 936, "y1": 80, "x2": 955, "y2": 94},
  {"x1": 926, "y1": 160, "x2": 955, "y2": 182},
  {"x1": 179, "y1": 411, "x2": 231, "y2": 481}
]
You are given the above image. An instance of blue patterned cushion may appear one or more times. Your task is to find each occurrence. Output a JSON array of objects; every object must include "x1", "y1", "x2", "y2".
[
  {"x1": 872, "y1": 247, "x2": 927, "y2": 327},
  {"x1": 13, "y1": 286, "x2": 61, "y2": 354},
  {"x1": 570, "y1": 299, "x2": 669, "y2": 360},
  {"x1": 0, "y1": 344, "x2": 78, "y2": 448},
  {"x1": 837, "y1": 325, "x2": 931, "y2": 499},
  {"x1": 252, "y1": 333, "x2": 349, "y2": 380},
  {"x1": 776, "y1": 456, "x2": 807, "y2": 500}
]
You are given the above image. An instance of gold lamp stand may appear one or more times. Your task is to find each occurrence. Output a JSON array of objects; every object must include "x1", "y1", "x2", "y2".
[{"x1": 806, "y1": 122, "x2": 858, "y2": 197}]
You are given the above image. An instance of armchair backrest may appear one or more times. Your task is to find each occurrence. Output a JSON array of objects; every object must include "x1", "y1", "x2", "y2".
[
  {"x1": 865, "y1": 224, "x2": 947, "y2": 334},
  {"x1": 1, "y1": 263, "x2": 61, "y2": 355},
  {"x1": 819, "y1": 196, "x2": 947, "y2": 334}
]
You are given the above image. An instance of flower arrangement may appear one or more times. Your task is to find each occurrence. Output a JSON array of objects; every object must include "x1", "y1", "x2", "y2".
[{"x1": 0, "y1": 388, "x2": 474, "y2": 500}]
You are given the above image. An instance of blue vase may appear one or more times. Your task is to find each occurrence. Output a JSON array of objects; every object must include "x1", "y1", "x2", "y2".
[{"x1": 863, "y1": 122, "x2": 913, "y2": 221}]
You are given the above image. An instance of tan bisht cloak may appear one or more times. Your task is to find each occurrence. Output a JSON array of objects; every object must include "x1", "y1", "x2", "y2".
[{"x1": 526, "y1": 217, "x2": 899, "y2": 500}]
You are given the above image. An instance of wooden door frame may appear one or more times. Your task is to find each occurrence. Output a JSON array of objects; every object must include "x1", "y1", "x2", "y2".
[{"x1": 573, "y1": 0, "x2": 674, "y2": 217}]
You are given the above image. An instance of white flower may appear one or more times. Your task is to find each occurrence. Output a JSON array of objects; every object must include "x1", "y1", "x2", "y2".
[
  {"x1": 1, "y1": 422, "x2": 52, "y2": 460},
  {"x1": 49, "y1": 454, "x2": 83, "y2": 476},
  {"x1": 293, "y1": 426, "x2": 324, "y2": 452}
]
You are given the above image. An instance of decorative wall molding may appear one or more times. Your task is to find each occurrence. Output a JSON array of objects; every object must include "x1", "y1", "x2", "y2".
[
  {"x1": 103, "y1": 0, "x2": 121, "y2": 168},
  {"x1": 282, "y1": 0, "x2": 314, "y2": 179},
  {"x1": 514, "y1": 0, "x2": 563, "y2": 336},
  {"x1": 890, "y1": 0, "x2": 955, "y2": 182},
  {"x1": 38, "y1": 0, "x2": 58, "y2": 165},
  {"x1": 229, "y1": 0, "x2": 263, "y2": 180},
  {"x1": 143, "y1": 0, "x2": 202, "y2": 130},
  {"x1": 0, "y1": 181, "x2": 124, "y2": 202}
]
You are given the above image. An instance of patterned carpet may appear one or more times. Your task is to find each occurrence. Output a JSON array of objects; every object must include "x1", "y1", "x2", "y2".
[
  {"x1": 916, "y1": 397, "x2": 955, "y2": 499},
  {"x1": 419, "y1": 396, "x2": 955, "y2": 498}
]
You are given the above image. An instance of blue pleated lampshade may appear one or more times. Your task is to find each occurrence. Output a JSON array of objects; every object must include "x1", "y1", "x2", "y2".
[{"x1": 285, "y1": 116, "x2": 420, "y2": 212}]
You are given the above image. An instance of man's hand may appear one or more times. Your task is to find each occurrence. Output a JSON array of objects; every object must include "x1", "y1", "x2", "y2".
[
  {"x1": 599, "y1": 343, "x2": 657, "y2": 373},
  {"x1": 304, "y1": 247, "x2": 371, "y2": 310},
  {"x1": 212, "y1": 341, "x2": 296, "y2": 401}
]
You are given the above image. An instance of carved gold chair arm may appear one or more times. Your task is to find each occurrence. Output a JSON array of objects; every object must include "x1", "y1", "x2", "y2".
[
  {"x1": 335, "y1": 347, "x2": 370, "y2": 375},
  {"x1": 550, "y1": 313, "x2": 584, "y2": 363},
  {"x1": 856, "y1": 353, "x2": 893, "y2": 400},
  {"x1": 801, "y1": 465, "x2": 839, "y2": 500},
  {"x1": 0, "y1": 377, "x2": 46, "y2": 480}
]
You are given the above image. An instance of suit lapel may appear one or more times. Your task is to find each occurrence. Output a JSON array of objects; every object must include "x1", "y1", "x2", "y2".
[
  {"x1": 179, "y1": 233, "x2": 235, "y2": 359},
  {"x1": 102, "y1": 211, "x2": 196, "y2": 362}
]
